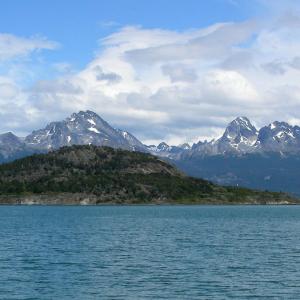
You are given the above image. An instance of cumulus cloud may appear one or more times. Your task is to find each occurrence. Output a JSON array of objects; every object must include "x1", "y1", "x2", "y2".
[
  {"x1": 2, "y1": 4, "x2": 300, "y2": 144},
  {"x1": 0, "y1": 34, "x2": 59, "y2": 134}
]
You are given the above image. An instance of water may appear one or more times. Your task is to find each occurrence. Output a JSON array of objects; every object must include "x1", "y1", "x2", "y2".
[{"x1": 0, "y1": 206, "x2": 299, "y2": 299}]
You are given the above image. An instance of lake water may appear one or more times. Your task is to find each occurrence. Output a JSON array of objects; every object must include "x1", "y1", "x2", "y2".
[{"x1": 0, "y1": 205, "x2": 299, "y2": 299}]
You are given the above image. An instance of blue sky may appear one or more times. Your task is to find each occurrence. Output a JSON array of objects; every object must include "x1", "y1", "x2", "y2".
[
  {"x1": 1, "y1": 0, "x2": 300, "y2": 144},
  {"x1": 1, "y1": 0, "x2": 262, "y2": 69}
]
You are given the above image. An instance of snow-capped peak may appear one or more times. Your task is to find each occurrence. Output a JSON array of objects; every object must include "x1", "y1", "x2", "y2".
[
  {"x1": 220, "y1": 117, "x2": 258, "y2": 150},
  {"x1": 230, "y1": 116, "x2": 257, "y2": 132},
  {"x1": 24, "y1": 110, "x2": 147, "y2": 152}
]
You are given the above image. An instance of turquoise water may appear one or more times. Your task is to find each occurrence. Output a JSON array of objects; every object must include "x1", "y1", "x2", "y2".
[{"x1": 0, "y1": 206, "x2": 300, "y2": 299}]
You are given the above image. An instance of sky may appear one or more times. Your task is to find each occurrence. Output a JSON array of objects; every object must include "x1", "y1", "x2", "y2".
[{"x1": 1, "y1": 0, "x2": 300, "y2": 145}]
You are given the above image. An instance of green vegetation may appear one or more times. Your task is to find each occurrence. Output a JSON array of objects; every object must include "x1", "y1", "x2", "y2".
[{"x1": 0, "y1": 145, "x2": 296, "y2": 204}]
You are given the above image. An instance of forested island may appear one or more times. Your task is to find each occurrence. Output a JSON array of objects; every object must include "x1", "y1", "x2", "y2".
[{"x1": 0, "y1": 145, "x2": 296, "y2": 205}]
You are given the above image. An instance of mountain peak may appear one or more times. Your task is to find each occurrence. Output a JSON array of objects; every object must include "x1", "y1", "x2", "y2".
[
  {"x1": 24, "y1": 110, "x2": 146, "y2": 152},
  {"x1": 0, "y1": 132, "x2": 21, "y2": 145},
  {"x1": 69, "y1": 110, "x2": 104, "y2": 122},
  {"x1": 269, "y1": 121, "x2": 291, "y2": 130},
  {"x1": 157, "y1": 142, "x2": 170, "y2": 151},
  {"x1": 216, "y1": 117, "x2": 258, "y2": 152},
  {"x1": 256, "y1": 120, "x2": 300, "y2": 152},
  {"x1": 230, "y1": 116, "x2": 256, "y2": 130},
  {"x1": 223, "y1": 117, "x2": 257, "y2": 139},
  {"x1": 80, "y1": 110, "x2": 100, "y2": 117}
]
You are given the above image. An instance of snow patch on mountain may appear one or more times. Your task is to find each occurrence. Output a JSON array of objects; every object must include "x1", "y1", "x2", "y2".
[
  {"x1": 87, "y1": 119, "x2": 96, "y2": 126},
  {"x1": 88, "y1": 127, "x2": 100, "y2": 134}
]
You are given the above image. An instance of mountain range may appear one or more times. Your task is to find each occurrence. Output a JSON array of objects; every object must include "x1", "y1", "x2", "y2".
[
  {"x1": 154, "y1": 116, "x2": 300, "y2": 158},
  {"x1": 1, "y1": 111, "x2": 300, "y2": 195},
  {"x1": 154, "y1": 117, "x2": 300, "y2": 195}
]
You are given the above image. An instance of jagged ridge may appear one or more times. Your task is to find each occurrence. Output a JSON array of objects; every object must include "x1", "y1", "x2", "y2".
[
  {"x1": 153, "y1": 117, "x2": 300, "y2": 159},
  {"x1": 0, "y1": 110, "x2": 147, "y2": 163}
]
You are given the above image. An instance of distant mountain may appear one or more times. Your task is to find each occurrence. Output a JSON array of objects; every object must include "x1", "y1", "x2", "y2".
[
  {"x1": 151, "y1": 117, "x2": 300, "y2": 159},
  {"x1": 213, "y1": 116, "x2": 258, "y2": 154},
  {"x1": 184, "y1": 117, "x2": 259, "y2": 158},
  {"x1": 5, "y1": 112, "x2": 300, "y2": 162},
  {"x1": 0, "y1": 132, "x2": 23, "y2": 156},
  {"x1": 0, "y1": 110, "x2": 147, "y2": 163},
  {"x1": 150, "y1": 117, "x2": 300, "y2": 160},
  {"x1": 147, "y1": 116, "x2": 262, "y2": 159},
  {"x1": 147, "y1": 142, "x2": 189, "y2": 158},
  {"x1": 148, "y1": 117, "x2": 300, "y2": 195},
  {"x1": 0, "y1": 145, "x2": 295, "y2": 205},
  {"x1": 0, "y1": 132, "x2": 39, "y2": 163},
  {"x1": 255, "y1": 121, "x2": 300, "y2": 153},
  {"x1": 25, "y1": 110, "x2": 146, "y2": 152}
]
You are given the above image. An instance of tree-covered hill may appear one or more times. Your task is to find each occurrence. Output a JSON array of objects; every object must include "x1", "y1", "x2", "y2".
[{"x1": 0, "y1": 145, "x2": 296, "y2": 205}]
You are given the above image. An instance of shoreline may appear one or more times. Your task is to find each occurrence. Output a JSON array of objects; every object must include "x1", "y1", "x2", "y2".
[{"x1": 0, "y1": 194, "x2": 297, "y2": 206}]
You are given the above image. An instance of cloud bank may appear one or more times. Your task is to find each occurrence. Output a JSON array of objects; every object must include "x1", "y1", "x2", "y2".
[{"x1": 2, "y1": 6, "x2": 300, "y2": 144}]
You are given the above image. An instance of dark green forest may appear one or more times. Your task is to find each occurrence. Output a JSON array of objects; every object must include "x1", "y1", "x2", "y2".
[{"x1": 0, "y1": 145, "x2": 295, "y2": 204}]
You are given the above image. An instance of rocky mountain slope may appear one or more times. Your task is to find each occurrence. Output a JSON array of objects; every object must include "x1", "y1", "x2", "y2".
[
  {"x1": 0, "y1": 145, "x2": 295, "y2": 205},
  {"x1": 25, "y1": 110, "x2": 146, "y2": 152},
  {"x1": 153, "y1": 117, "x2": 300, "y2": 158},
  {"x1": 0, "y1": 110, "x2": 147, "y2": 163},
  {"x1": 0, "y1": 132, "x2": 39, "y2": 162}
]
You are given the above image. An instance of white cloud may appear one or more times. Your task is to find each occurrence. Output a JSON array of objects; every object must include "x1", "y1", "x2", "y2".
[
  {"x1": 0, "y1": 34, "x2": 59, "y2": 134},
  {"x1": 3, "y1": 6, "x2": 300, "y2": 145},
  {"x1": 161, "y1": 64, "x2": 197, "y2": 82},
  {"x1": 201, "y1": 70, "x2": 259, "y2": 103},
  {"x1": 0, "y1": 34, "x2": 58, "y2": 61},
  {"x1": 0, "y1": 82, "x2": 19, "y2": 100}
]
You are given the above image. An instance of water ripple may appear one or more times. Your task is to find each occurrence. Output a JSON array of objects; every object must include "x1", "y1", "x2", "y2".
[{"x1": 0, "y1": 205, "x2": 299, "y2": 299}]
